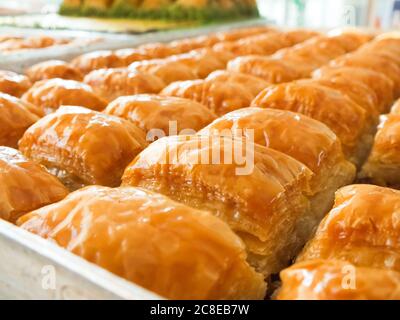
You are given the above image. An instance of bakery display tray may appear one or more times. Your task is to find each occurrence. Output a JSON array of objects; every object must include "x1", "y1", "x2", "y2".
[{"x1": 0, "y1": 19, "x2": 268, "y2": 73}]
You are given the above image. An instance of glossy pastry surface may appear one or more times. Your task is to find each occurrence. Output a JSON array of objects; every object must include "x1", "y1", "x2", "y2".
[
  {"x1": 227, "y1": 55, "x2": 301, "y2": 84},
  {"x1": 19, "y1": 106, "x2": 148, "y2": 189},
  {"x1": 70, "y1": 50, "x2": 125, "y2": 74},
  {"x1": 0, "y1": 70, "x2": 32, "y2": 97},
  {"x1": 122, "y1": 134, "x2": 313, "y2": 276},
  {"x1": 0, "y1": 146, "x2": 68, "y2": 222},
  {"x1": 298, "y1": 184, "x2": 400, "y2": 272},
  {"x1": 0, "y1": 93, "x2": 41, "y2": 148},
  {"x1": 21, "y1": 78, "x2": 107, "y2": 115},
  {"x1": 278, "y1": 259, "x2": 400, "y2": 300},
  {"x1": 84, "y1": 68, "x2": 165, "y2": 102},
  {"x1": 17, "y1": 185, "x2": 266, "y2": 300},
  {"x1": 312, "y1": 66, "x2": 394, "y2": 112},
  {"x1": 129, "y1": 59, "x2": 198, "y2": 85},
  {"x1": 251, "y1": 80, "x2": 369, "y2": 164},
  {"x1": 26, "y1": 60, "x2": 83, "y2": 82},
  {"x1": 104, "y1": 94, "x2": 216, "y2": 136}
]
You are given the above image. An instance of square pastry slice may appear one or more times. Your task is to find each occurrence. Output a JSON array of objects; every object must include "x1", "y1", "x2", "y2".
[
  {"x1": 251, "y1": 80, "x2": 372, "y2": 167},
  {"x1": 198, "y1": 107, "x2": 356, "y2": 240},
  {"x1": 121, "y1": 134, "x2": 314, "y2": 277},
  {"x1": 360, "y1": 101, "x2": 400, "y2": 187},
  {"x1": 277, "y1": 259, "x2": 400, "y2": 300},
  {"x1": 298, "y1": 184, "x2": 400, "y2": 272},
  {"x1": 19, "y1": 106, "x2": 148, "y2": 189},
  {"x1": 18, "y1": 186, "x2": 266, "y2": 300},
  {"x1": 104, "y1": 94, "x2": 216, "y2": 137},
  {"x1": 0, "y1": 146, "x2": 68, "y2": 222}
]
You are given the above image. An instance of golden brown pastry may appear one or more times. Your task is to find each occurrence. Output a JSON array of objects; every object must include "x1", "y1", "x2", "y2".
[
  {"x1": 313, "y1": 78, "x2": 379, "y2": 126},
  {"x1": 0, "y1": 93, "x2": 41, "y2": 148},
  {"x1": 330, "y1": 52, "x2": 400, "y2": 98},
  {"x1": 205, "y1": 70, "x2": 269, "y2": 97},
  {"x1": 70, "y1": 50, "x2": 125, "y2": 74},
  {"x1": 0, "y1": 36, "x2": 63, "y2": 52},
  {"x1": 19, "y1": 106, "x2": 148, "y2": 189},
  {"x1": 21, "y1": 78, "x2": 107, "y2": 115},
  {"x1": 277, "y1": 259, "x2": 400, "y2": 300},
  {"x1": 113, "y1": 48, "x2": 150, "y2": 65},
  {"x1": 198, "y1": 107, "x2": 355, "y2": 242},
  {"x1": 251, "y1": 81, "x2": 371, "y2": 166},
  {"x1": 161, "y1": 79, "x2": 252, "y2": 116},
  {"x1": 312, "y1": 66, "x2": 394, "y2": 113},
  {"x1": 104, "y1": 94, "x2": 216, "y2": 137},
  {"x1": 161, "y1": 71, "x2": 268, "y2": 116},
  {"x1": 167, "y1": 34, "x2": 219, "y2": 53},
  {"x1": 227, "y1": 55, "x2": 302, "y2": 84},
  {"x1": 283, "y1": 29, "x2": 321, "y2": 45},
  {"x1": 298, "y1": 184, "x2": 400, "y2": 272},
  {"x1": 166, "y1": 49, "x2": 226, "y2": 78},
  {"x1": 212, "y1": 32, "x2": 291, "y2": 57},
  {"x1": 0, "y1": 146, "x2": 68, "y2": 223},
  {"x1": 129, "y1": 59, "x2": 198, "y2": 85},
  {"x1": 360, "y1": 108, "x2": 400, "y2": 186},
  {"x1": 136, "y1": 42, "x2": 178, "y2": 59},
  {"x1": 17, "y1": 185, "x2": 266, "y2": 300},
  {"x1": 25, "y1": 60, "x2": 83, "y2": 82},
  {"x1": 122, "y1": 134, "x2": 314, "y2": 276},
  {"x1": 0, "y1": 70, "x2": 32, "y2": 97},
  {"x1": 215, "y1": 26, "x2": 275, "y2": 41},
  {"x1": 83, "y1": 68, "x2": 165, "y2": 103}
]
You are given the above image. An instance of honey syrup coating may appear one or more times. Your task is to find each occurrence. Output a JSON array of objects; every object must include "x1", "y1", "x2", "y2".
[
  {"x1": 0, "y1": 93, "x2": 42, "y2": 148},
  {"x1": 330, "y1": 52, "x2": 400, "y2": 98},
  {"x1": 312, "y1": 66, "x2": 394, "y2": 113},
  {"x1": 360, "y1": 107, "x2": 400, "y2": 186},
  {"x1": 104, "y1": 94, "x2": 216, "y2": 136},
  {"x1": 128, "y1": 59, "x2": 198, "y2": 85},
  {"x1": 161, "y1": 71, "x2": 269, "y2": 116},
  {"x1": 166, "y1": 49, "x2": 227, "y2": 79},
  {"x1": 84, "y1": 68, "x2": 165, "y2": 103},
  {"x1": 122, "y1": 134, "x2": 314, "y2": 276},
  {"x1": 18, "y1": 106, "x2": 148, "y2": 189},
  {"x1": 198, "y1": 108, "x2": 355, "y2": 251},
  {"x1": 0, "y1": 146, "x2": 68, "y2": 223},
  {"x1": 21, "y1": 78, "x2": 108, "y2": 115},
  {"x1": 227, "y1": 55, "x2": 302, "y2": 84},
  {"x1": 297, "y1": 184, "x2": 400, "y2": 272},
  {"x1": 25, "y1": 60, "x2": 83, "y2": 82},
  {"x1": 17, "y1": 185, "x2": 266, "y2": 300},
  {"x1": 251, "y1": 80, "x2": 370, "y2": 166},
  {"x1": 70, "y1": 50, "x2": 126, "y2": 74},
  {"x1": 277, "y1": 259, "x2": 400, "y2": 300},
  {"x1": 0, "y1": 70, "x2": 32, "y2": 97}
]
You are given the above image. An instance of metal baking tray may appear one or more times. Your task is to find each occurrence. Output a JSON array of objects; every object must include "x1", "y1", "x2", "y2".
[
  {"x1": 0, "y1": 219, "x2": 162, "y2": 299},
  {"x1": 0, "y1": 19, "x2": 269, "y2": 73}
]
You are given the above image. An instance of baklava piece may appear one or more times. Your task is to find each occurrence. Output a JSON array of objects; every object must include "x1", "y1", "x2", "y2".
[
  {"x1": 18, "y1": 185, "x2": 266, "y2": 300},
  {"x1": 0, "y1": 146, "x2": 68, "y2": 222},
  {"x1": 19, "y1": 106, "x2": 148, "y2": 189}
]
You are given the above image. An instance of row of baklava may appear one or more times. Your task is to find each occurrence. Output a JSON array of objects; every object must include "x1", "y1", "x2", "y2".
[{"x1": 0, "y1": 35, "x2": 71, "y2": 53}]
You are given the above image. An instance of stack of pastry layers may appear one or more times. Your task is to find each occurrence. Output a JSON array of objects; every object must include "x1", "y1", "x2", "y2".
[{"x1": 1, "y1": 25, "x2": 400, "y2": 300}]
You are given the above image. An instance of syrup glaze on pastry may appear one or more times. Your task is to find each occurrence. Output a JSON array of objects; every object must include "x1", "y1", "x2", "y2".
[
  {"x1": 84, "y1": 68, "x2": 165, "y2": 103},
  {"x1": 104, "y1": 94, "x2": 216, "y2": 136},
  {"x1": 21, "y1": 78, "x2": 107, "y2": 115},
  {"x1": 122, "y1": 134, "x2": 314, "y2": 276},
  {"x1": 19, "y1": 106, "x2": 148, "y2": 189},
  {"x1": 277, "y1": 259, "x2": 400, "y2": 300},
  {"x1": 0, "y1": 93, "x2": 41, "y2": 148},
  {"x1": 26, "y1": 60, "x2": 83, "y2": 82},
  {"x1": 0, "y1": 146, "x2": 68, "y2": 222},
  {"x1": 298, "y1": 184, "x2": 400, "y2": 272},
  {"x1": 0, "y1": 70, "x2": 32, "y2": 97},
  {"x1": 17, "y1": 185, "x2": 266, "y2": 300}
]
